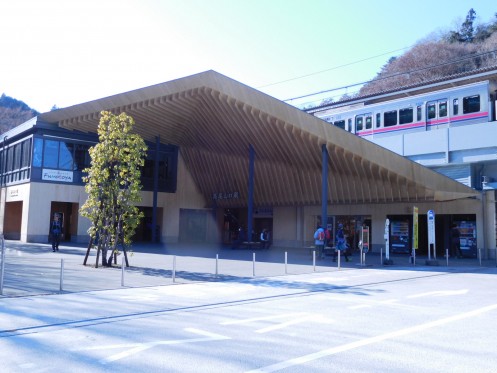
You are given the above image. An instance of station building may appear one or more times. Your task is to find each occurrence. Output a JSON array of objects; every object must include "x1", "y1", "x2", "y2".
[{"x1": 0, "y1": 70, "x2": 491, "y2": 258}]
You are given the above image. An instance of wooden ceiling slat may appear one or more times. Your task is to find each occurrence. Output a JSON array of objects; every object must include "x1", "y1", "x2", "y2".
[{"x1": 51, "y1": 72, "x2": 478, "y2": 207}]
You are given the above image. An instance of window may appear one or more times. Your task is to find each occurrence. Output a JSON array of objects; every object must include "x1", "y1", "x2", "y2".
[
  {"x1": 417, "y1": 105, "x2": 422, "y2": 121},
  {"x1": 33, "y1": 138, "x2": 43, "y2": 167},
  {"x1": 384, "y1": 110, "x2": 397, "y2": 127},
  {"x1": 355, "y1": 116, "x2": 364, "y2": 131},
  {"x1": 59, "y1": 142, "x2": 74, "y2": 170},
  {"x1": 463, "y1": 95, "x2": 480, "y2": 114},
  {"x1": 427, "y1": 102, "x2": 436, "y2": 119},
  {"x1": 399, "y1": 107, "x2": 413, "y2": 124},
  {"x1": 140, "y1": 150, "x2": 177, "y2": 192},
  {"x1": 365, "y1": 115, "x2": 372, "y2": 129},
  {"x1": 74, "y1": 144, "x2": 90, "y2": 171},
  {"x1": 6, "y1": 146, "x2": 14, "y2": 172},
  {"x1": 21, "y1": 139, "x2": 31, "y2": 168},
  {"x1": 376, "y1": 113, "x2": 381, "y2": 128},
  {"x1": 453, "y1": 98, "x2": 459, "y2": 115},
  {"x1": 13, "y1": 143, "x2": 21, "y2": 170},
  {"x1": 334, "y1": 120, "x2": 345, "y2": 130},
  {"x1": 43, "y1": 140, "x2": 59, "y2": 168},
  {"x1": 439, "y1": 101, "x2": 447, "y2": 117}
]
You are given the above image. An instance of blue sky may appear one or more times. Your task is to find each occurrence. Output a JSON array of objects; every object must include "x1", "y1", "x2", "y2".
[{"x1": 1, "y1": 0, "x2": 496, "y2": 113}]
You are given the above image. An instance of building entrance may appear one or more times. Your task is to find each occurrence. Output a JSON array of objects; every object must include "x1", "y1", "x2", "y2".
[
  {"x1": 4, "y1": 201, "x2": 22, "y2": 240},
  {"x1": 135, "y1": 207, "x2": 163, "y2": 242},
  {"x1": 49, "y1": 202, "x2": 79, "y2": 242}
]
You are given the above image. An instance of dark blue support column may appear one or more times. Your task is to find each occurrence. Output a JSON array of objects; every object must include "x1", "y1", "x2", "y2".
[
  {"x1": 152, "y1": 136, "x2": 160, "y2": 243},
  {"x1": 247, "y1": 145, "x2": 255, "y2": 242},
  {"x1": 321, "y1": 144, "x2": 328, "y2": 228}
]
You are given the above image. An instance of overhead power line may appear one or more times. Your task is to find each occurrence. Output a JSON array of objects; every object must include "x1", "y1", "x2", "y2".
[
  {"x1": 284, "y1": 49, "x2": 497, "y2": 102},
  {"x1": 256, "y1": 46, "x2": 412, "y2": 89}
]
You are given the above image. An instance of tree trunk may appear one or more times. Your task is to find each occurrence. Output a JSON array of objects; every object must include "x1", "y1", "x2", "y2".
[{"x1": 83, "y1": 237, "x2": 93, "y2": 266}]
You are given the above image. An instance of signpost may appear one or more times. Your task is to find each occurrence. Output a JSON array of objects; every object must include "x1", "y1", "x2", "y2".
[
  {"x1": 384, "y1": 218, "x2": 393, "y2": 265},
  {"x1": 412, "y1": 206, "x2": 418, "y2": 265},
  {"x1": 426, "y1": 209, "x2": 439, "y2": 265},
  {"x1": 427, "y1": 210, "x2": 435, "y2": 260}
]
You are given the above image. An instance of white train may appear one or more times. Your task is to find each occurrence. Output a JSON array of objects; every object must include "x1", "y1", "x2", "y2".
[{"x1": 310, "y1": 80, "x2": 497, "y2": 139}]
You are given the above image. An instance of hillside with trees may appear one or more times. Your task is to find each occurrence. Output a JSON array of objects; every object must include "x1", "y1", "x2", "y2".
[
  {"x1": 358, "y1": 8, "x2": 497, "y2": 96},
  {"x1": 0, "y1": 93, "x2": 39, "y2": 132}
]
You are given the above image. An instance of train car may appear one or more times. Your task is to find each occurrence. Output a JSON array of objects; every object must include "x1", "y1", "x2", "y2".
[{"x1": 313, "y1": 80, "x2": 496, "y2": 140}]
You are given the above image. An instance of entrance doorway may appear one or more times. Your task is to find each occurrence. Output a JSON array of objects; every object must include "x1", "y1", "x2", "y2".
[
  {"x1": 134, "y1": 207, "x2": 163, "y2": 242},
  {"x1": 49, "y1": 202, "x2": 79, "y2": 242},
  {"x1": 4, "y1": 201, "x2": 22, "y2": 240}
]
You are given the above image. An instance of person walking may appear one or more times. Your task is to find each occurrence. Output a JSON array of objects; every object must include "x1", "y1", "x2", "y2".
[
  {"x1": 333, "y1": 223, "x2": 350, "y2": 262},
  {"x1": 314, "y1": 225, "x2": 326, "y2": 259},
  {"x1": 50, "y1": 213, "x2": 62, "y2": 252}
]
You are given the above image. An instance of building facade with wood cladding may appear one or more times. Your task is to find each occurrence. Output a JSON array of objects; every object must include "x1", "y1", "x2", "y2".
[{"x1": 1, "y1": 70, "x2": 492, "y2": 258}]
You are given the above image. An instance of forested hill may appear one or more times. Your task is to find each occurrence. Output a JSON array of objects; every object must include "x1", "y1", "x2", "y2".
[{"x1": 0, "y1": 93, "x2": 39, "y2": 133}]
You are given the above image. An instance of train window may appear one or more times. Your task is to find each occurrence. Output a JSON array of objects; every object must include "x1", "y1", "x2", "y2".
[
  {"x1": 399, "y1": 107, "x2": 413, "y2": 124},
  {"x1": 463, "y1": 95, "x2": 480, "y2": 114},
  {"x1": 439, "y1": 101, "x2": 447, "y2": 117},
  {"x1": 453, "y1": 98, "x2": 459, "y2": 115},
  {"x1": 347, "y1": 118, "x2": 352, "y2": 132},
  {"x1": 384, "y1": 110, "x2": 397, "y2": 127},
  {"x1": 334, "y1": 120, "x2": 345, "y2": 129},
  {"x1": 417, "y1": 105, "x2": 422, "y2": 121},
  {"x1": 365, "y1": 115, "x2": 372, "y2": 129},
  {"x1": 376, "y1": 113, "x2": 381, "y2": 128},
  {"x1": 427, "y1": 102, "x2": 436, "y2": 119},
  {"x1": 355, "y1": 116, "x2": 364, "y2": 131}
]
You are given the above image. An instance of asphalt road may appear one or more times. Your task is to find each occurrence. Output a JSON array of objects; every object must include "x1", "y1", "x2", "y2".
[{"x1": 1, "y1": 265, "x2": 497, "y2": 372}]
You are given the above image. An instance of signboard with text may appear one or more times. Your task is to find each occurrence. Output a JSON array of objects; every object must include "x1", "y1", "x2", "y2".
[{"x1": 42, "y1": 169, "x2": 73, "y2": 183}]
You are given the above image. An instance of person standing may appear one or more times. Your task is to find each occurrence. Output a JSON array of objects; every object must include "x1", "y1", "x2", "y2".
[
  {"x1": 50, "y1": 213, "x2": 62, "y2": 252},
  {"x1": 314, "y1": 225, "x2": 326, "y2": 259},
  {"x1": 333, "y1": 223, "x2": 350, "y2": 262},
  {"x1": 260, "y1": 229, "x2": 270, "y2": 249},
  {"x1": 450, "y1": 223, "x2": 463, "y2": 258}
]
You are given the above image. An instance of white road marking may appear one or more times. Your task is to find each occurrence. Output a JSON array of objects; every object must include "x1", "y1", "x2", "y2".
[
  {"x1": 72, "y1": 328, "x2": 230, "y2": 364},
  {"x1": 407, "y1": 289, "x2": 468, "y2": 298},
  {"x1": 245, "y1": 303, "x2": 497, "y2": 373},
  {"x1": 220, "y1": 313, "x2": 306, "y2": 325},
  {"x1": 348, "y1": 304, "x2": 372, "y2": 310},
  {"x1": 255, "y1": 314, "x2": 333, "y2": 334}
]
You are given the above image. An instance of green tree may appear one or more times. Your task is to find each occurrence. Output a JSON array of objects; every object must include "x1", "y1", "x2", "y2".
[
  {"x1": 447, "y1": 8, "x2": 476, "y2": 43},
  {"x1": 80, "y1": 111, "x2": 147, "y2": 267}
]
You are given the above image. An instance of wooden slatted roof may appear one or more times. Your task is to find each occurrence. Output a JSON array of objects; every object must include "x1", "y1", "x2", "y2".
[{"x1": 39, "y1": 70, "x2": 479, "y2": 208}]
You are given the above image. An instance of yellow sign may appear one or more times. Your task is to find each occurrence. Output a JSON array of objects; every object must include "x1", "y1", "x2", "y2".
[{"x1": 413, "y1": 206, "x2": 419, "y2": 250}]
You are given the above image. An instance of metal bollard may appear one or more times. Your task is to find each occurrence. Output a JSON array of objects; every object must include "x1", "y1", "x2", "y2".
[
  {"x1": 313, "y1": 250, "x2": 316, "y2": 271},
  {"x1": 215, "y1": 254, "x2": 219, "y2": 277},
  {"x1": 0, "y1": 237, "x2": 5, "y2": 295},
  {"x1": 337, "y1": 250, "x2": 341, "y2": 270},
  {"x1": 381, "y1": 247, "x2": 383, "y2": 267},
  {"x1": 446, "y1": 249, "x2": 449, "y2": 267},
  {"x1": 285, "y1": 252, "x2": 288, "y2": 274},
  {"x1": 479, "y1": 248, "x2": 482, "y2": 267},
  {"x1": 252, "y1": 252, "x2": 256, "y2": 277},
  {"x1": 59, "y1": 259, "x2": 64, "y2": 292},
  {"x1": 121, "y1": 256, "x2": 125, "y2": 286},
  {"x1": 172, "y1": 255, "x2": 176, "y2": 283}
]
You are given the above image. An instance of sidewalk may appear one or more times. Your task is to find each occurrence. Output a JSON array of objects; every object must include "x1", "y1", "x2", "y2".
[{"x1": 1, "y1": 240, "x2": 494, "y2": 298}]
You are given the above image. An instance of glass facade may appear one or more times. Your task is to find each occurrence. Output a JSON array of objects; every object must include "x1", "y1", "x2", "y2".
[{"x1": 1, "y1": 134, "x2": 178, "y2": 192}]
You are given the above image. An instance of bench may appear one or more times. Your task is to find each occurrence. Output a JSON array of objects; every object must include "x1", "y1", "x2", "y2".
[{"x1": 242, "y1": 241, "x2": 262, "y2": 249}]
